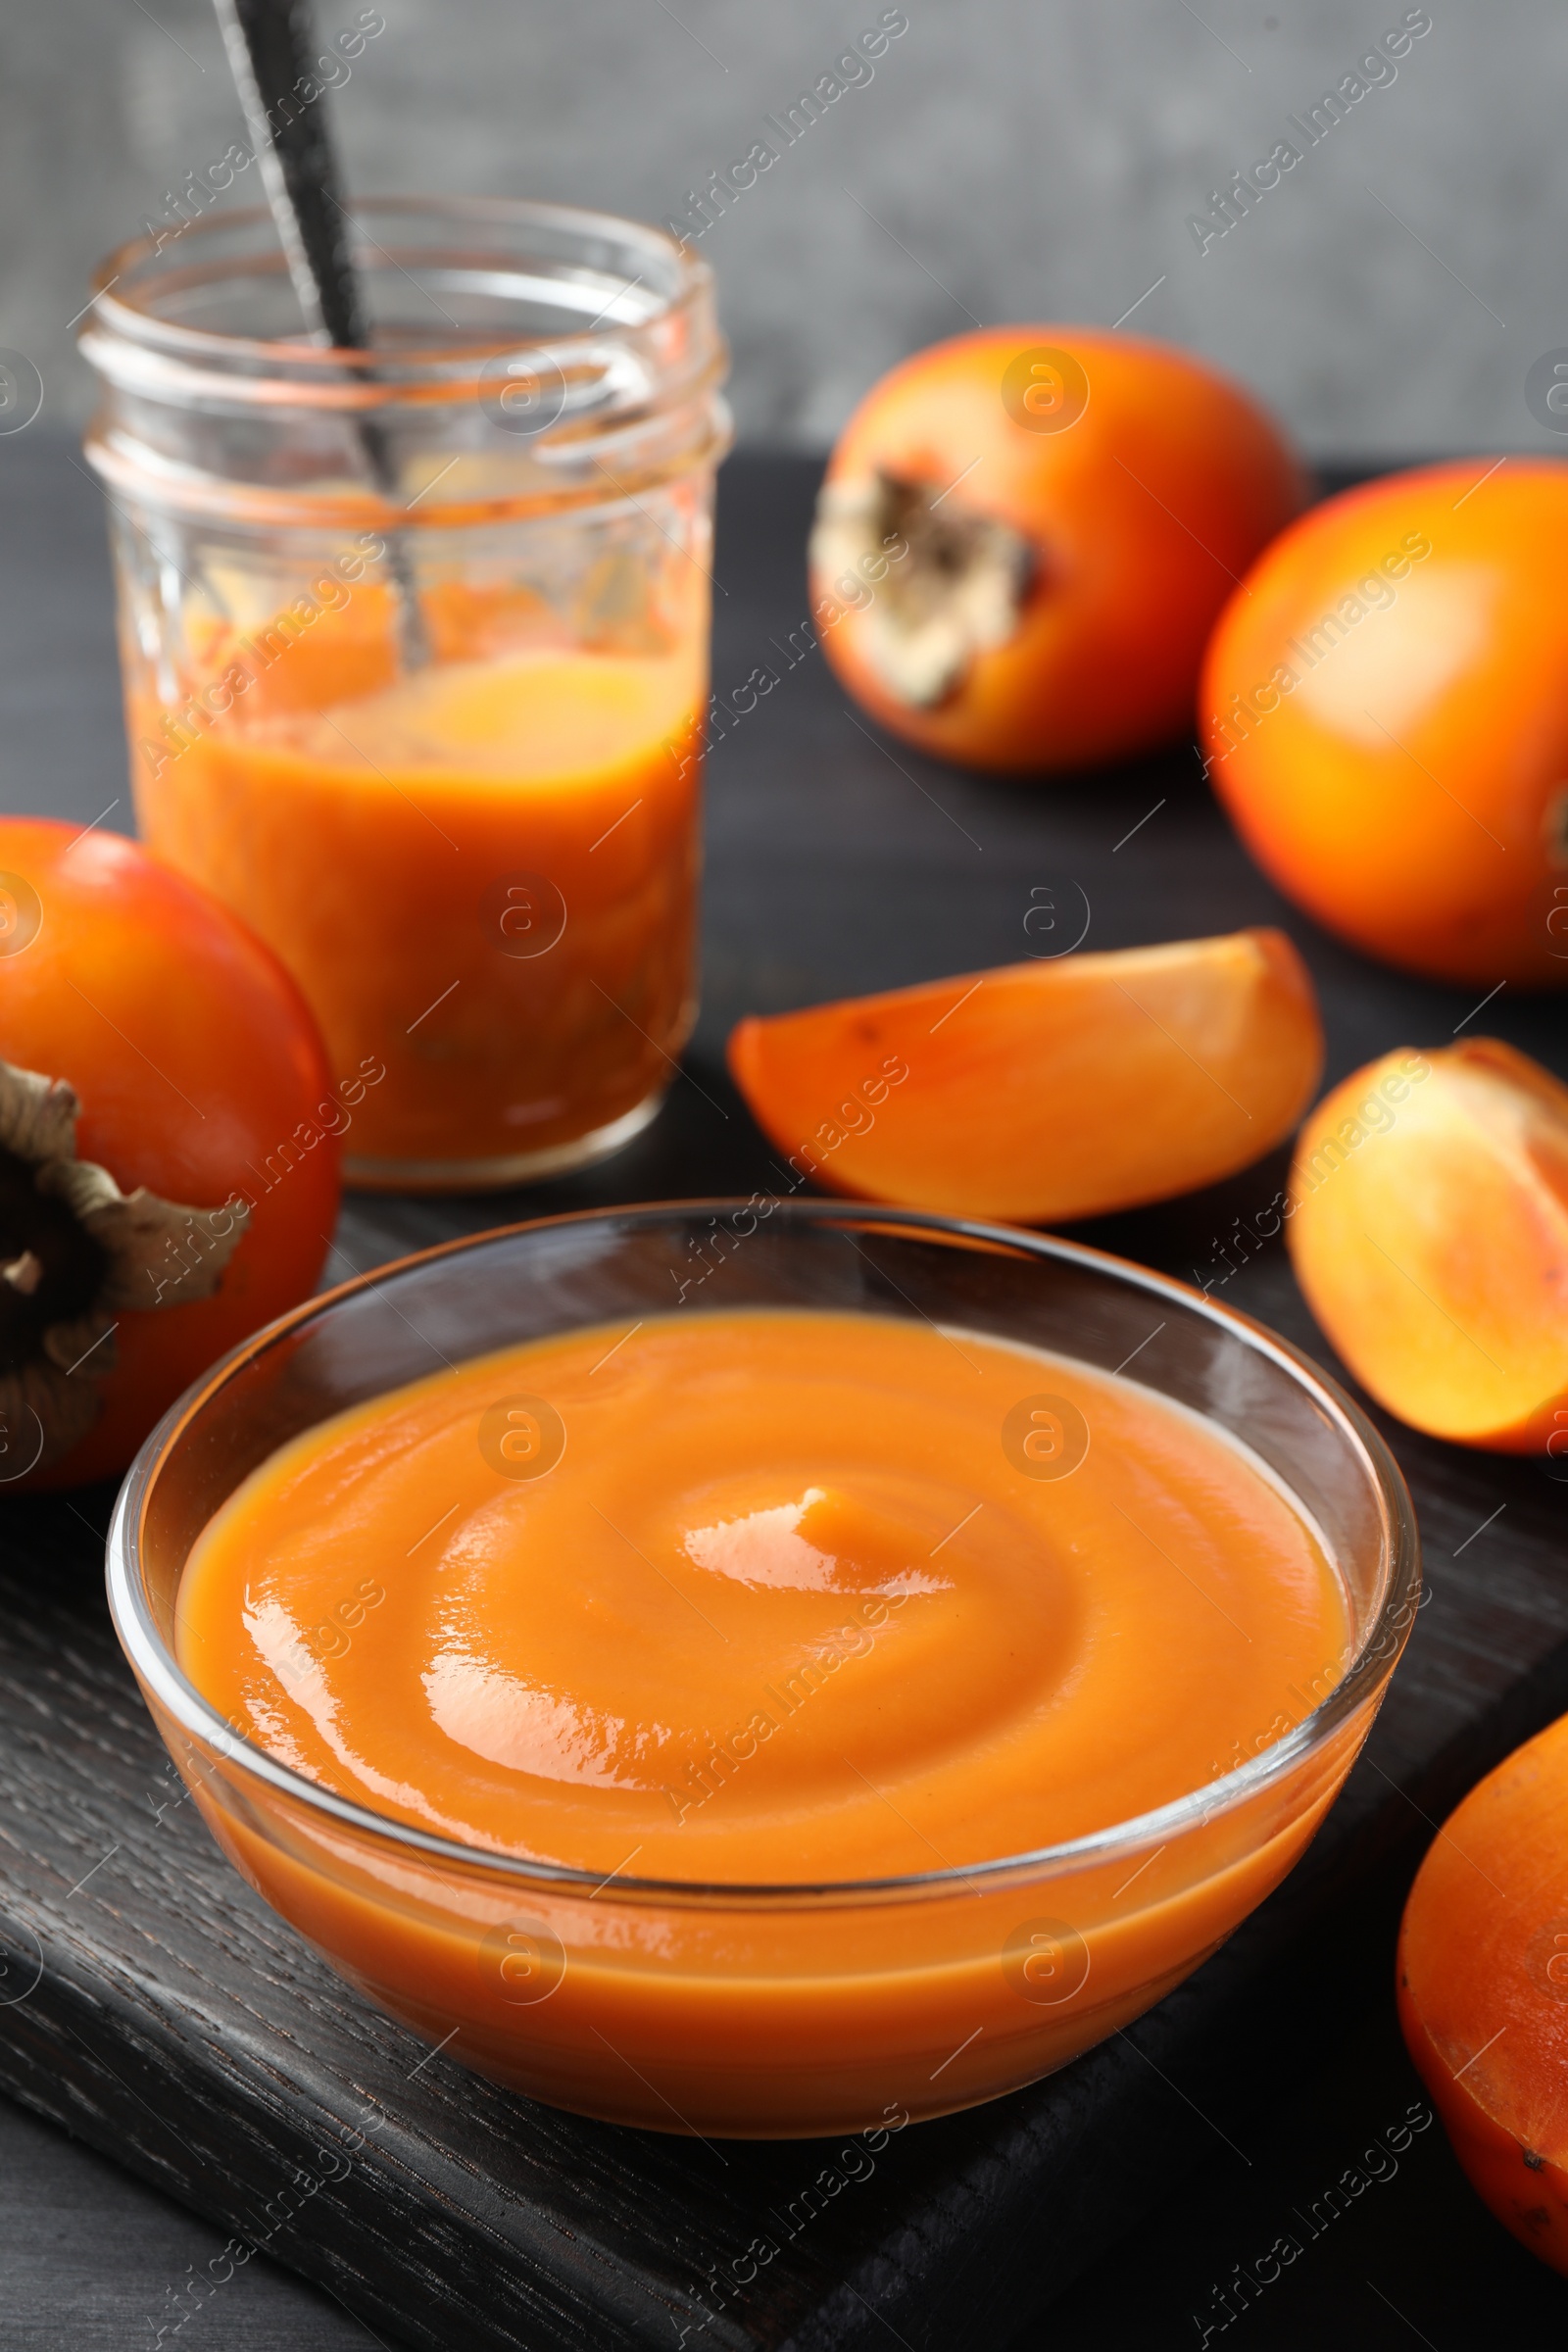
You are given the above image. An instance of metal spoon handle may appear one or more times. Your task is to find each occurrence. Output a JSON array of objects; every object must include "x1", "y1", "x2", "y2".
[
  {"x1": 214, "y1": 0, "x2": 365, "y2": 346},
  {"x1": 212, "y1": 0, "x2": 429, "y2": 666}
]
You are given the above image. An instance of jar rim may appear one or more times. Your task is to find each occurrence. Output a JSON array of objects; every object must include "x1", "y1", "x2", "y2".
[
  {"x1": 81, "y1": 194, "x2": 729, "y2": 526},
  {"x1": 84, "y1": 194, "x2": 713, "y2": 386}
]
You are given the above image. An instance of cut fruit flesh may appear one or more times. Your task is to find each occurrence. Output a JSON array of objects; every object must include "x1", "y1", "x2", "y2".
[
  {"x1": 727, "y1": 928, "x2": 1323, "y2": 1227},
  {"x1": 1398, "y1": 1710, "x2": 1568, "y2": 2274},
  {"x1": 1287, "y1": 1040, "x2": 1568, "y2": 1451}
]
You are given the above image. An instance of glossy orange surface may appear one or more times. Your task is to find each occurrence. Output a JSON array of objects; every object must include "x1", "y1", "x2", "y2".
[
  {"x1": 1200, "y1": 459, "x2": 1568, "y2": 986},
  {"x1": 177, "y1": 1308, "x2": 1348, "y2": 1878},
  {"x1": 133, "y1": 589, "x2": 703, "y2": 1182},
  {"x1": 728, "y1": 930, "x2": 1323, "y2": 1225},
  {"x1": 0, "y1": 817, "x2": 338, "y2": 1485},
  {"x1": 1288, "y1": 1042, "x2": 1568, "y2": 1452},
  {"x1": 1398, "y1": 1710, "x2": 1568, "y2": 2273},
  {"x1": 171, "y1": 1306, "x2": 1357, "y2": 2132},
  {"x1": 814, "y1": 325, "x2": 1305, "y2": 772}
]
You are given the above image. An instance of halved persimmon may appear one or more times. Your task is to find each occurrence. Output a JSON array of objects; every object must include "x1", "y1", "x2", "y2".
[
  {"x1": 1287, "y1": 1041, "x2": 1568, "y2": 1451},
  {"x1": 727, "y1": 929, "x2": 1323, "y2": 1225},
  {"x1": 1398, "y1": 1709, "x2": 1568, "y2": 2274}
]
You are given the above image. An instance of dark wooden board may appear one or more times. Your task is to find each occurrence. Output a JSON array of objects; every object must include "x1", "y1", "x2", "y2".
[{"x1": 0, "y1": 446, "x2": 1565, "y2": 2351}]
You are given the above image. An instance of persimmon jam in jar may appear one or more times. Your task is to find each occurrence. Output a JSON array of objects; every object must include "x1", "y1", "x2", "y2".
[{"x1": 81, "y1": 200, "x2": 729, "y2": 1189}]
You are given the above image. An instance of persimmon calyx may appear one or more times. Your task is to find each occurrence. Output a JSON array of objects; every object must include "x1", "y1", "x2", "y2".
[
  {"x1": 0, "y1": 1059, "x2": 250, "y2": 1470},
  {"x1": 809, "y1": 469, "x2": 1034, "y2": 706}
]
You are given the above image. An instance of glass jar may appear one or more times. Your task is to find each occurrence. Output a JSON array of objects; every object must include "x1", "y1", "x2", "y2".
[{"x1": 81, "y1": 198, "x2": 729, "y2": 1191}]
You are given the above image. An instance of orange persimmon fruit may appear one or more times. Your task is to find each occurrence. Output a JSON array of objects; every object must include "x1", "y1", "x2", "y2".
[
  {"x1": 727, "y1": 928, "x2": 1323, "y2": 1225},
  {"x1": 1397, "y1": 1709, "x2": 1568, "y2": 2274},
  {"x1": 809, "y1": 325, "x2": 1305, "y2": 773},
  {"x1": 1200, "y1": 458, "x2": 1568, "y2": 987},
  {"x1": 1286, "y1": 1041, "x2": 1568, "y2": 1453},
  {"x1": 0, "y1": 817, "x2": 342, "y2": 1489}
]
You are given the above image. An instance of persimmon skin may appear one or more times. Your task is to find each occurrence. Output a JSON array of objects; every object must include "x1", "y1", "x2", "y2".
[
  {"x1": 1287, "y1": 1041, "x2": 1568, "y2": 1454},
  {"x1": 1201, "y1": 459, "x2": 1568, "y2": 987},
  {"x1": 0, "y1": 819, "x2": 341, "y2": 1488},
  {"x1": 1397, "y1": 1711, "x2": 1568, "y2": 2274},
  {"x1": 727, "y1": 929, "x2": 1323, "y2": 1226},
  {"x1": 814, "y1": 324, "x2": 1305, "y2": 774}
]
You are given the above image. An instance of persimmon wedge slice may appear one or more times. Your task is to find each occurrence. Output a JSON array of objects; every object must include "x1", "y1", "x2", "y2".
[
  {"x1": 727, "y1": 928, "x2": 1323, "y2": 1225},
  {"x1": 1397, "y1": 1710, "x2": 1568, "y2": 2274},
  {"x1": 1287, "y1": 1040, "x2": 1568, "y2": 1451}
]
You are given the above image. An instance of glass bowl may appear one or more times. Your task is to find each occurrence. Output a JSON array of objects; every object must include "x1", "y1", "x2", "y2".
[{"x1": 106, "y1": 1200, "x2": 1420, "y2": 2139}]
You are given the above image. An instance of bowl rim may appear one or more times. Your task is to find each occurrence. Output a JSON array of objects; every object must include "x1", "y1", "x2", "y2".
[{"x1": 106, "y1": 1198, "x2": 1421, "y2": 1908}]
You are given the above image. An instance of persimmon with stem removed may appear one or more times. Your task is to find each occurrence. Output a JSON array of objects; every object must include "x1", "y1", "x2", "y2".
[
  {"x1": 727, "y1": 929, "x2": 1323, "y2": 1225},
  {"x1": 1398, "y1": 1710, "x2": 1568, "y2": 2274},
  {"x1": 810, "y1": 326, "x2": 1304, "y2": 773},
  {"x1": 1286, "y1": 1041, "x2": 1568, "y2": 1452}
]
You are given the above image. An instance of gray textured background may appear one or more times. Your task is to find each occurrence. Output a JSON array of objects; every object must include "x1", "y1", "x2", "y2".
[{"x1": 0, "y1": 0, "x2": 1561, "y2": 454}]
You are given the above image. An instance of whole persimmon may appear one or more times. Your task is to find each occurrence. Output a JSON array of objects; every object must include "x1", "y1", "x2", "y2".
[
  {"x1": 1200, "y1": 459, "x2": 1568, "y2": 987},
  {"x1": 728, "y1": 928, "x2": 1323, "y2": 1224},
  {"x1": 1286, "y1": 1040, "x2": 1568, "y2": 1452},
  {"x1": 1398, "y1": 1710, "x2": 1568, "y2": 2273},
  {"x1": 0, "y1": 818, "x2": 345, "y2": 1489},
  {"x1": 809, "y1": 325, "x2": 1305, "y2": 773}
]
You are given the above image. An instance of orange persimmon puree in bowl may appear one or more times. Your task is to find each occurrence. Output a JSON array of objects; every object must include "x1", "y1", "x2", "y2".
[{"x1": 173, "y1": 1307, "x2": 1356, "y2": 2137}]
